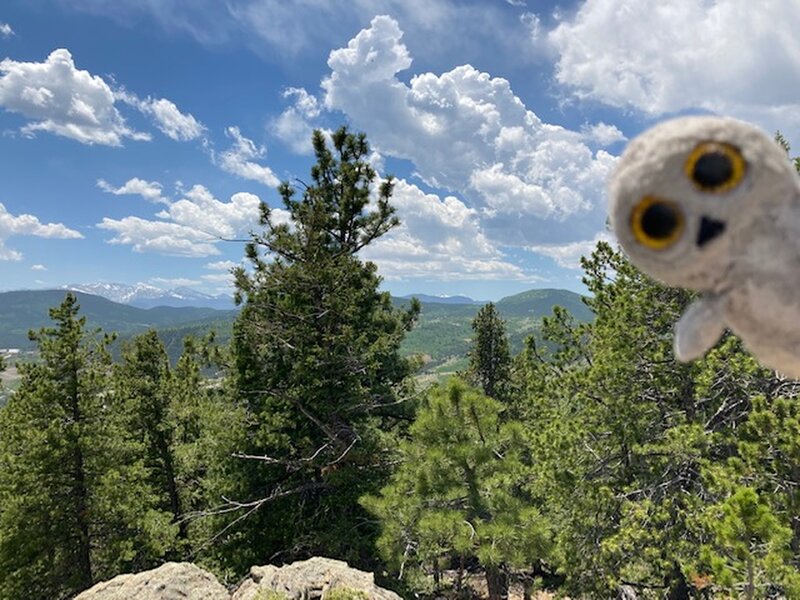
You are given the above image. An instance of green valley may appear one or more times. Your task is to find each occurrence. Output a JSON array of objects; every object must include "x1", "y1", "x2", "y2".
[{"x1": 0, "y1": 288, "x2": 593, "y2": 372}]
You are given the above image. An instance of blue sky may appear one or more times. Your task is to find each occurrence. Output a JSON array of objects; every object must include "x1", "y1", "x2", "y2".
[{"x1": 1, "y1": 0, "x2": 798, "y2": 300}]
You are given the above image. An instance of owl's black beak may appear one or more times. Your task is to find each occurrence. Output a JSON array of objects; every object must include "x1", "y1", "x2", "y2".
[{"x1": 697, "y1": 216, "x2": 726, "y2": 247}]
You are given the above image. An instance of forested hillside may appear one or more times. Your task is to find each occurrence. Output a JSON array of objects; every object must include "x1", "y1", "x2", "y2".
[
  {"x1": 2, "y1": 128, "x2": 800, "y2": 600},
  {"x1": 0, "y1": 290, "x2": 232, "y2": 349},
  {"x1": 0, "y1": 288, "x2": 591, "y2": 370}
]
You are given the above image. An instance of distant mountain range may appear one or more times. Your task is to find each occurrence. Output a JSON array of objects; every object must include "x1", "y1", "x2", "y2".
[
  {"x1": 64, "y1": 284, "x2": 478, "y2": 310},
  {"x1": 0, "y1": 288, "x2": 594, "y2": 374},
  {"x1": 400, "y1": 293, "x2": 483, "y2": 305},
  {"x1": 63, "y1": 283, "x2": 234, "y2": 310},
  {"x1": 0, "y1": 290, "x2": 233, "y2": 350}
]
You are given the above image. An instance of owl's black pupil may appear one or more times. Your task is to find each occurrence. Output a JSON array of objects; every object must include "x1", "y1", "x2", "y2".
[
  {"x1": 641, "y1": 203, "x2": 678, "y2": 239},
  {"x1": 693, "y1": 151, "x2": 733, "y2": 188}
]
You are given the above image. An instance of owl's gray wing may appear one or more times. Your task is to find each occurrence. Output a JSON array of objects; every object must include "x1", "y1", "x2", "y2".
[{"x1": 674, "y1": 295, "x2": 726, "y2": 362}]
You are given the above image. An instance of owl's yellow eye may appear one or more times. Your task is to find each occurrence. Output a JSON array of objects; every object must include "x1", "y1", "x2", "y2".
[
  {"x1": 630, "y1": 195, "x2": 685, "y2": 250},
  {"x1": 685, "y1": 142, "x2": 746, "y2": 192}
]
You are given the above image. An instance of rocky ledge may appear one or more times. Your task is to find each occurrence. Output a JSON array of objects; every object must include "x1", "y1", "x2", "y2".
[{"x1": 74, "y1": 556, "x2": 401, "y2": 600}]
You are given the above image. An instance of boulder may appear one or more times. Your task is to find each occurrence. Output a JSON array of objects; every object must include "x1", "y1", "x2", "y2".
[
  {"x1": 73, "y1": 562, "x2": 230, "y2": 600},
  {"x1": 232, "y1": 557, "x2": 401, "y2": 600}
]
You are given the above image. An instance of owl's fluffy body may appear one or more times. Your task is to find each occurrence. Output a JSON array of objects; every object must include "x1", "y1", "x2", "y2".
[{"x1": 610, "y1": 116, "x2": 800, "y2": 377}]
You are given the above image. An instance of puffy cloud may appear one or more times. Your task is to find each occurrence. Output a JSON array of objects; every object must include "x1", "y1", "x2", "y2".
[
  {"x1": 216, "y1": 126, "x2": 280, "y2": 187},
  {"x1": 284, "y1": 87, "x2": 320, "y2": 119},
  {"x1": 0, "y1": 23, "x2": 13, "y2": 38},
  {"x1": 118, "y1": 93, "x2": 205, "y2": 141},
  {"x1": 272, "y1": 87, "x2": 322, "y2": 154},
  {"x1": 98, "y1": 184, "x2": 263, "y2": 257},
  {"x1": 0, "y1": 49, "x2": 203, "y2": 145},
  {"x1": 205, "y1": 260, "x2": 238, "y2": 270},
  {"x1": 549, "y1": 0, "x2": 800, "y2": 136},
  {"x1": 97, "y1": 177, "x2": 169, "y2": 204},
  {"x1": 361, "y1": 179, "x2": 536, "y2": 281},
  {"x1": 201, "y1": 272, "x2": 234, "y2": 284},
  {"x1": 323, "y1": 16, "x2": 616, "y2": 246},
  {"x1": 31, "y1": 264, "x2": 47, "y2": 271},
  {"x1": 0, "y1": 202, "x2": 83, "y2": 260},
  {"x1": 528, "y1": 231, "x2": 613, "y2": 269},
  {"x1": 97, "y1": 216, "x2": 221, "y2": 256},
  {"x1": 0, "y1": 49, "x2": 149, "y2": 146},
  {"x1": 581, "y1": 122, "x2": 626, "y2": 146}
]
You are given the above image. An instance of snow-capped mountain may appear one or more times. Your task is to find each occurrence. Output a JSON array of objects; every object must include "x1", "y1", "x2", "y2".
[
  {"x1": 63, "y1": 283, "x2": 234, "y2": 310},
  {"x1": 400, "y1": 293, "x2": 482, "y2": 305}
]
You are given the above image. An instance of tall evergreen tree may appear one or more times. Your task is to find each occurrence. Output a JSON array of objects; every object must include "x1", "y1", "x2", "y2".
[
  {"x1": 0, "y1": 295, "x2": 175, "y2": 600},
  {"x1": 172, "y1": 343, "x2": 247, "y2": 567},
  {"x1": 466, "y1": 302, "x2": 511, "y2": 402},
  {"x1": 221, "y1": 127, "x2": 419, "y2": 571},
  {"x1": 514, "y1": 242, "x2": 800, "y2": 598},
  {"x1": 113, "y1": 331, "x2": 247, "y2": 568},
  {"x1": 363, "y1": 378, "x2": 551, "y2": 600},
  {"x1": 114, "y1": 331, "x2": 191, "y2": 546}
]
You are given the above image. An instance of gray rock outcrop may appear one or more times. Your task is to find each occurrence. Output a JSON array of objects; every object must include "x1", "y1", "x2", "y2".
[
  {"x1": 232, "y1": 557, "x2": 402, "y2": 600},
  {"x1": 73, "y1": 562, "x2": 229, "y2": 600},
  {"x1": 73, "y1": 557, "x2": 401, "y2": 600}
]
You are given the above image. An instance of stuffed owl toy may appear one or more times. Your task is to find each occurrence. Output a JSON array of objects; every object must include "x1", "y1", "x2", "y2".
[{"x1": 609, "y1": 116, "x2": 800, "y2": 377}]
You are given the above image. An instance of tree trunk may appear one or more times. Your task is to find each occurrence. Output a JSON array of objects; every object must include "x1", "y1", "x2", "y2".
[
  {"x1": 68, "y1": 363, "x2": 93, "y2": 589},
  {"x1": 522, "y1": 575, "x2": 532, "y2": 600},
  {"x1": 71, "y1": 443, "x2": 93, "y2": 588},
  {"x1": 486, "y1": 565, "x2": 508, "y2": 600},
  {"x1": 667, "y1": 562, "x2": 690, "y2": 600},
  {"x1": 155, "y1": 431, "x2": 187, "y2": 540},
  {"x1": 745, "y1": 555, "x2": 755, "y2": 600},
  {"x1": 456, "y1": 555, "x2": 464, "y2": 595}
]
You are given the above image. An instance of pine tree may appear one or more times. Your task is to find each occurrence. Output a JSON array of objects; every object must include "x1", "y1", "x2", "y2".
[
  {"x1": 466, "y1": 302, "x2": 512, "y2": 402},
  {"x1": 363, "y1": 378, "x2": 550, "y2": 600},
  {"x1": 514, "y1": 242, "x2": 800, "y2": 598},
  {"x1": 156, "y1": 335, "x2": 248, "y2": 572},
  {"x1": 0, "y1": 295, "x2": 176, "y2": 599},
  {"x1": 697, "y1": 487, "x2": 800, "y2": 598},
  {"x1": 114, "y1": 331, "x2": 191, "y2": 546},
  {"x1": 220, "y1": 127, "x2": 419, "y2": 571},
  {"x1": 111, "y1": 330, "x2": 248, "y2": 569}
]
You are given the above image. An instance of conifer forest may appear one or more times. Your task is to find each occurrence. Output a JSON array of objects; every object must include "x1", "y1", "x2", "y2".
[{"x1": 3, "y1": 128, "x2": 800, "y2": 600}]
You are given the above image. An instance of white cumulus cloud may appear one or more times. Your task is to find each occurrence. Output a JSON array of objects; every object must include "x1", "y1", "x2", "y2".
[
  {"x1": 97, "y1": 177, "x2": 169, "y2": 204},
  {"x1": 216, "y1": 126, "x2": 280, "y2": 187},
  {"x1": 581, "y1": 122, "x2": 626, "y2": 146},
  {"x1": 31, "y1": 264, "x2": 47, "y2": 271},
  {"x1": 0, "y1": 23, "x2": 13, "y2": 38},
  {"x1": 205, "y1": 260, "x2": 238, "y2": 270},
  {"x1": 323, "y1": 15, "x2": 616, "y2": 247},
  {"x1": 362, "y1": 179, "x2": 536, "y2": 281},
  {"x1": 0, "y1": 202, "x2": 83, "y2": 261},
  {"x1": 0, "y1": 49, "x2": 150, "y2": 146},
  {"x1": 117, "y1": 90, "x2": 205, "y2": 141},
  {"x1": 98, "y1": 184, "x2": 267, "y2": 257},
  {"x1": 549, "y1": 0, "x2": 800, "y2": 137},
  {"x1": 272, "y1": 87, "x2": 323, "y2": 154},
  {"x1": 528, "y1": 231, "x2": 613, "y2": 269}
]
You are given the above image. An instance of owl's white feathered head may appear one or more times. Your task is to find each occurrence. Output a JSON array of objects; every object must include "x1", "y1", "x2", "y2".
[{"x1": 609, "y1": 116, "x2": 799, "y2": 290}]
